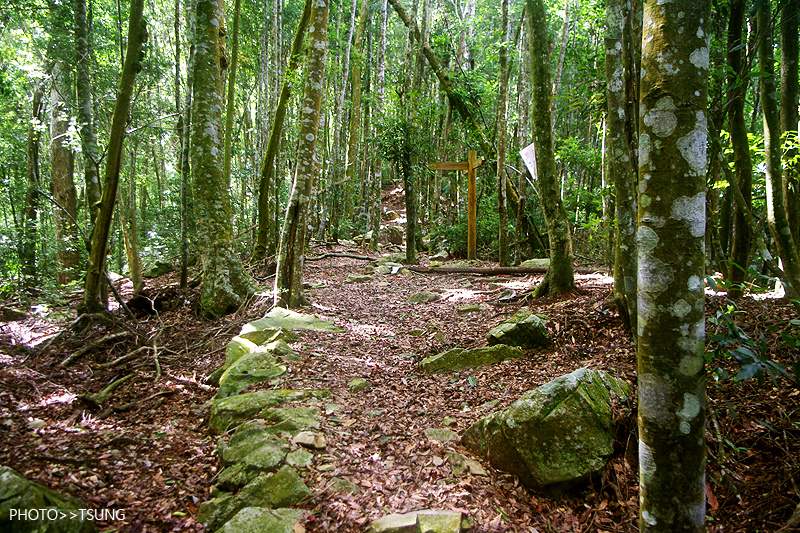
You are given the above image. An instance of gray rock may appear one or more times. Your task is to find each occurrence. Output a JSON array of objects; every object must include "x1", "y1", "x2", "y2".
[
  {"x1": 242, "y1": 307, "x2": 343, "y2": 334},
  {"x1": 216, "y1": 507, "x2": 307, "y2": 533},
  {"x1": 519, "y1": 258, "x2": 550, "y2": 268},
  {"x1": 219, "y1": 421, "x2": 287, "y2": 466},
  {"x1": 346, "y1": 274, "x2": 375, "y2": 283},
  {"x1": 368, "y1": 510, "x2": 466, "y2": 533},
  {"x1": 292, "y1": 431, "x2": 327, "y2": 450},
  {"x1": 419, "y1": 345, "x2": 526, "y2": 374},
  {"x1": 0, "y1": 466, "x2": 96, "y2": 533},
  {"x1": 348, "y1": 378, "x2": 372, "y2": 392},
  {"x1": 408, "y1": 291, "x2": 441, "y2": 304},
  {"x1": 381, "y1": 225, "x2": 404, "y2": 245},
  {"x1": 216, "y1": 351, "x2": 287, "y2": 399},
  {"x1": 456, "y1": 304, "x2": 485, "y2": 314},
  {"x1": 385, "y1": 210, "x2": 400, "y2": 221},
  {"x1": 209, "y1": 389, "x2": 329, "y2": 434},
  {"x1": 429, "y1": 250, "x2": 450, "y2": 261},
  {"x1": 142, "y1": 261, "x2": 174, "y2": 278},
  {"x1": 328, "y1": 477, "x2": 359, "y2": 495},
  {"x1": 462, "y1": 367, "x2": 630, "y2": 491},
  {"x1": 424, "y1": 428, "x2": 459, "y2": 442},
  {"x1": 198, "y1": 466, "x2": 311, "y2": 532},
  {"x1": 285, "y1": 449, "x2": 314, "y2": 467},
  {"x1": 486, "y1": 309, "x2": 551, "y2": 349}
]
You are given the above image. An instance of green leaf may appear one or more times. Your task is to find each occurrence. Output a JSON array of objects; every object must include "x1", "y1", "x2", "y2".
[
  {"x1": 730, "y1": 346, "x2": 757, "y2": 363},
  {"x1": 467, "y1": 376, "x2": 477, "y2": 387},
  {"x1": 735, "y1": 363, "x2": 761, "y2": 381}
]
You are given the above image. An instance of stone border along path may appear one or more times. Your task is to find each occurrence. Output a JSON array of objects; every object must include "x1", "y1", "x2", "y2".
[{"x1": 197, "y1": 306, "x2": 475, "y2": 533}]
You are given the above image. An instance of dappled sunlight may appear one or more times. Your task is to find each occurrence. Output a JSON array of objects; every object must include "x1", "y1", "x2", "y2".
[
  {"x1": 441, "y1": 287, "x2": 482, "y2": 302},
  {"x1": 345, "y1": 322, "x2": 396, "y2": 340},
  {"x1": 575, "y1": 272, "x2": 614, "y2": 285}
]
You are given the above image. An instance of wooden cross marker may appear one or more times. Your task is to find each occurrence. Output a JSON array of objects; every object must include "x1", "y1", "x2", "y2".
[{"x1": 429, "y1": 150, "x2": 484, "y2": 259}]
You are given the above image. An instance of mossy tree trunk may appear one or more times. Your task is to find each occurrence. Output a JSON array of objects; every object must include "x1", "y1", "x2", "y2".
[
  {"x1": 23, "y1": 80, "x2": 45, "y2": 289},
  {"x1": 81, "y1": 0, "x2": 147, "y2": 314},
  {"x1": 273, "y1": 0, "x2": 329, "y2": 308},
  {"x1": 75, "y1": 0, "x2": 101, "y2": 224},
  {"x1": 496, "y1": 0, "x2": 510, "y2": 267},
  {"x1": 781, "y1": 0, "x2": 799, "y2": 248},
  {"x1": 636, "y1": 0, "x2": 709, "y2": 527},
  {"x1": 526, "y1": 0, "x2": 575, "y2": 296},
  {"x1": 605, "y1": 0, "x2": 638, "y2": 337},
  {"x1": 191, "y1": 0, "x2": 256, "y2": 317},
  {"x1": 726, "y1": 0, "x2": 752, "y2": 299}
]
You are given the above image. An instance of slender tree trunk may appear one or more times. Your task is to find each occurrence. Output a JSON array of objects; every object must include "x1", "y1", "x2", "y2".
[
  {"x1": 23, "y1": 80, "x2": 45, "y2": 288},
  {"x1": 75, "y1": 0, "x2": 101, "y2": 224},
  {"x1": 758, "y1": 2, "x2": 800, "y2": 289},
  {"x1": 253, "y1": 0, "x2": 313, "y2": 261},
  {"x1": 496, "y1": 0, "x2": 510, "y2": 267},
  {"x1": 50, "y1": 57, "x2": 80, "y2": 286},
  {"x1": 345, "y1": 0, "x2": 368, "y2": 202},
  {"x1": 637, "y1": 0, "x2": 709, "y2": 527},
  {"x1": 81, "y1": 0, "x2": 147, "y2": 314},
  {"x1": 605, "y1": 0, "x2": 638, "y2": 337},
  {"x1": 527, "y1": 0, "x2": 575, "y2": 296},
  {"x1": 727, "y1": 0, "x2": 752, "y2": 298},
  {"x1": 370, "y1": 0, "x2": 388, "y2": 251},
  {"x1": 191, "y1": 0, "x2": 256, "y2": 316},
  {"x1": 122, "y1": 148, "x2": 143, "y2": 294},
  {"x1": 274, "y1": 0, "x2": 329, "y2": 308},
  {"x1": 178, "y1": 0, "x2": 196, "y2": 290},
  {"x1": 223, "y1": 0, "x2": 242, "y2": 183},
  {"x1": 782, "y1": 0, "x2": 799, "y2": 247}
]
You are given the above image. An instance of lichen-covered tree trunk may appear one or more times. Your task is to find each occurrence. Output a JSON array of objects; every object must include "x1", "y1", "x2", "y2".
[
  {"x1": 122, "y1": 150, "x2": 143, "y2": 294},
  {"x1": 191, "y1": 0, "x2": 256, "y2": 317},
  {"x1": 605, "y1": 0, "x2": 637, "y2": 337},
  {"x1": 758, "y1": 2, "x2": 800, "y2": 292},
  {"x1": 637, "y1": 0, "x2": 709, "y2": 527},
  {"x1": 781, "y1": 0, "x2": 799, "y2": 248},
  {"x1": 81, "y1": 0, "x2": 147, "y2": 314},
  {"x1": 496, "y1": 0, "x2": 510, "y2": 267},
  {"x1": 273, "y1": 0, "x2": 329, "y2": 308},
  {"x1": 222, "y1": 0, "x2": 242, "y2": 183},
  {"x1": 726, "y1": 0, "x2": 752, "y2": 299},
  {"x1": 370, "y1": 0, "x2": 388, "y2": 251},
  {"x1": 526, "y1": 0, "x2": 575, "y2": 296},
  {"x1": 50, "y1": 58, "x2": 80, "y2": 286},
  {"x1": 75, "y1": 0, "x2": 100, "y2": 223},
  {"x1": 253, "y1": 0, "x2": 312, "y2": 261}
]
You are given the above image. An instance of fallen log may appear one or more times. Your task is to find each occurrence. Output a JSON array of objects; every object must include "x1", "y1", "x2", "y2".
[{"x1": 406, "y1": 265, "x2": 602, "y2": 276}]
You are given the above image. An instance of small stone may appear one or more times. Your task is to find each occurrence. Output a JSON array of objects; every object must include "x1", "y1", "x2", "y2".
[
  {"x1": 442, "y1": 416, "x2": 457, "y2": 427},
  {"x1": 457, "y1": 305, "x2": 485, "y2": 314},
  {"x1": 424, "y1": 428, "x2": 459, "y2": 442},
  {"x1": 292, "y1": 431, "x2": 327, "y2": 450},
  {"x1": 346, "y1": 274, "x2": 375, "y2": 283},
  {"x1": 408, "y1": 291, "x2": 442, "y2": 304},
  {"x1": 317, "y1": 464, "x2": 335, "y2": 472},
  {"x1": 329, "y1": 477, "x2": 359, "y2": 495},
  {"x1": 285, "y1": 449, "x2": 314, "y2": 467},
  {"x1": 348, "y1": 378, "x2": 372, "y2": 393}
]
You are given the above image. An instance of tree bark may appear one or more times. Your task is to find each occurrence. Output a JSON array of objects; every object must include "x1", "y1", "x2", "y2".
[
  {"x1": 274, "y1": 0, "x2": 329, "y2": 308},
  {"x1": 75, "y1": 0, "x2": 101, "y2": 224},
  {"x1": 758, "y1": 1, "x2": 800, "y2": 291},
  {"x1": 496, "y1": 0, "x2": 510, "y2": 267},
  {"x1": 527, "y1": 0, "x2": 575, "y2": 296},
  {"x1": 253, "y1": 0, "x2": 313, "y2": 261},
  {"x1": 191, "y1": 0, "x2": 256, "y2": 316},
  {"x1": 782, "y1": 0, "x2": 799, "y2": 247},
  {"x1": 726, "y1": 0, "x2": 752, "y2": 299},
  {"x1": 605, "y1": 0, "x2": 638, "y2": 337},
  {"x1": 122, "y1": 148, "x2": 143, "y2": 294},
  {"x1": 23, "y1": 80, "x2": 45, "y2": 288},
  {"x1": 81, "y1": 0, "x2": 147, "y2": 314},
  {"x1": 49, "y1": 46, "x2": 79, "y2": 286},
  {"x1": 223, "y1": 0, "x2": 242, "y2": 183},
  {"x1": 637, "y1": 0, "x2": 709, "y2": 528}
]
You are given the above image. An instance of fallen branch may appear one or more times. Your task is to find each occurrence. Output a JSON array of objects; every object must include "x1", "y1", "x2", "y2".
[
  {"x1": 34, "y1": 454, "x2": 98, "y2": 466},
  {"x1": 406, "y1": 265, "x2": 548, "y2": 275},
  {"x1": 305, "y1": 252, "x2": 374, "y2": 262},
  {"x1": 115, "y1": 390, "x2": 174, "y2": 412},
  {"x1": 78, "y1": 373, "x2": 135, "y2": 409},
  {"x1": 61, "y1": 331, "x2": 132, "y2": 367},
  {"x1": 96, "y1": 345, "x2": 150, "y2": 369}
]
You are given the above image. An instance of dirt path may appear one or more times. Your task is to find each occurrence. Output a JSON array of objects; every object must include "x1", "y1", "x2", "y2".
[{"x1": 1, "y1": 251, "x2": 799, "y2": 532}]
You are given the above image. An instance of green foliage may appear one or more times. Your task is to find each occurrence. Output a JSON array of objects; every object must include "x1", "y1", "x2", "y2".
[
  {"x1": 706, "y1": 304, "x2": 792, "y2": 386},
  {"x1": 430, "y1": 192, "x2": 510, "y2": 259}
]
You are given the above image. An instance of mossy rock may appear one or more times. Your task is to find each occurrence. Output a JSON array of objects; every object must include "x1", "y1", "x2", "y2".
[
  {"x1": 348, "y1": 378, "x2": 372, "y2": 392},
  {"x1": 408, "y1": 291, "x2": 441, "y2": 304},
  {"x1": 0, "y1": 467, "x2": 97, "y2": 533},
  {"x1": 142, "y1": 261, "x2": 174, "y2": 278},
  {"x1": 419, "y1": 345, "x2": 526, "y2": 374},
  {"x1": 215, "y1": 507, "x2": 308, "y2": 533},
  {"x1": 216, "y1": 352, "x2": 287, "y2": 399},
  {"x1": 346, "y1": 274, "x2": 375, "y2": 283},
  {"x1": 486, "y1": 309, "x2": 551, "y2": 349},
  {"x1": 462, "y1": 367, "x2": 630, "y2": 491},
  {"x1": 209, "y1": 390, "x2": 329, "y2": 435},
  {"x1": 243, "y1": 307, "x2": 343, "y2": 334},
  {"x1": 519, "y1": 258, "x2": 550, "y2": 268}
]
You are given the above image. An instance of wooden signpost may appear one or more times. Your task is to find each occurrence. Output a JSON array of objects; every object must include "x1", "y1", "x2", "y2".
[{"x1": 429, "y1": 150, "x2": 484, "y2": 259}]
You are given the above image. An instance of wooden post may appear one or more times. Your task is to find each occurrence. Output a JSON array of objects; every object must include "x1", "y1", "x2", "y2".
[{"x1": 429, "y1": 150, "x2": 484, "y2": 259}]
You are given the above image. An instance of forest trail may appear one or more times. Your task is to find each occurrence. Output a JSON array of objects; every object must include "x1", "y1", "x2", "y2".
[{"x1": 1, "y1": 211, "x2": 799, "y2": 532}]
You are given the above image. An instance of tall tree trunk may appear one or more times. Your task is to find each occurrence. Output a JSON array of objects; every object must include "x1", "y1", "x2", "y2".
[
  {"x1": 726, "y1": 0, "x2": 752, "y2": 299},
  {"x1": 496, "y1": 0, "x2": 510, "y2": 267},
  {"x1": 81, "y1": 0, "x2": 147, "y2": 314},
  {"x1": 253, "y1": 0, "x2": 313, "y2": 261},
  {"x1": 191, "y1": 0, "x2": 256, "y2": 316},
  {"x1": 758, "y1": 1, "x2": 800, "y2": 289},
  {"x1": 75, "y1": 0, "x2": 101, "y2": 224},
  {"x1": 122, "y1": 148, "x2": 143, "y2": 294},
  {"x1": 370, "y1": 0, "x2": 388, "y2": 251},
  {"x1": 23, "y1": 80, "x2": 45, "y2": 289},
  {"x1": 223, "y1": 0, "x2": 242, "y2": 183},
  {"x1": 605, "y1": 0, "x2": 638, "y2": 337},
  {"x1": 274, "y1": 0, "x2": 329, "y2": 308},
  {"x1": 345, "y1": 0, "x2": 368, "y2": 204},
  {"x1": 527, "y1": 0, "x2": 575, "y2": 296},
  {"x1": 50, "y1": 55, "x2": 80, "y2": 286},
  {"x1": 637, "y1": 0, "x2": 709, "y2": 527},
  {"x1": 179, "y1": 0, "x2": 196, "y2": 290},
  {"x1": 782, "y1": 0, "x2": 799, "y2": 247}
]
